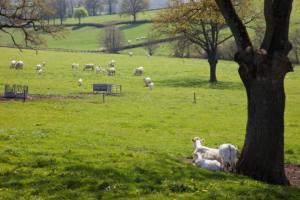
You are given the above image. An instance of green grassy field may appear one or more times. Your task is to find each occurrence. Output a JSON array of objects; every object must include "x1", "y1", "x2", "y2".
[{"x1": 0, "y1": 47, "x2": 299, "y2": 199}]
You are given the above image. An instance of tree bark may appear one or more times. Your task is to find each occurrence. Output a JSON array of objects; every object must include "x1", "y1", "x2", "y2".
[
  {"x1": 208, "y1": 53, "x2": 218, "y2": 83},
  {"x1": 295, "y1": 49, "x2": 299, "y2": 64},
  {"x1": 133, "y1": 13, "x2": 136, "y2": 22},
  {"x1": 235, "y1": 50, "x2": 293, "y2": 185}
]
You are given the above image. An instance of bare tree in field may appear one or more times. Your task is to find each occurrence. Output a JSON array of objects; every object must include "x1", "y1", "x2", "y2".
[
  {"x1": 84, "y1": 0, "x2": 103, "y2": 16},
  {"x1": 74, "y1": 6, "x2": 89, "y2": 24},
  {"x1": 0, "y1": 0, "x2": 61, "y2": 48},
  {"x1": 215, "y1": 0, "x2": 295, "y2": 185},
  {"x1": 53, "y1": 0, "x2": 68, "y2": 25},
  {"x1": 101, "y1": 25, "x2": 124, "y2": 53},
  {"x1": 121, "y1": 0, "x2": 149, "y2": 22}
]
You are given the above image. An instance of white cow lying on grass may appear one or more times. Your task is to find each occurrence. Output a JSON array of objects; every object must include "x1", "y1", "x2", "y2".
[
  {"x1": 192, "y1": 137, "x2": 240, "y2": 172},
  {"x1": 192, "y1": 137, "x2": 222, "y2": 163},
  {"x1": 193, "y1": 152, "x2": 222, "y2": 171}
]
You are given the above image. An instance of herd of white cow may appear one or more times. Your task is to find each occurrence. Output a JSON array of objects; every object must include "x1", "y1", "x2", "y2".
[
  {"x1": 9, "y1": 58, "x2": 154, "y2": 90},
  {"x1": 10, "y1": 59, "x2": 240, "y2": 173}
]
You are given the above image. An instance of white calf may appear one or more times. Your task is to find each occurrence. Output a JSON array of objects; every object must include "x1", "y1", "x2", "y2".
[
  {"x1": 192, "y1": 137, "x2": 222, "y2": 163},
  {"x1": 194, "y1": 152, "x2": 222, "y2": 171}
]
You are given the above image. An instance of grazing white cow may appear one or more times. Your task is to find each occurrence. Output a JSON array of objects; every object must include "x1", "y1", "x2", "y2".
[
  {"x1": 84, "y1": 64, "x2": 94, "y2": 71},
  {"x1": 143, "y1": 77, "x2": 152, "y2": 87},
  {"x1": 95, "y1": 66, "x2": 102, "y2": 74},
  {"x1": 72, "y1": 63, "x2": 80, "y2": 69},
  {"x1": 134, "y1": 66, "x2": 144, "y2": 76},
  {"x1": 15, "y1": 61, "x2": 24, "y2": 69},
  {"x1": 37, "y1": 69, "x2": 43, "y2": 75},
  {"x1": 194, "y1": 152, "x2": 222, "y2": 171},
  {"x1": 148, "y1": 82, "x2": 154, "y2": 90},
  {"x1": 10, "y1": 60, "x2": 17, "y2": 68},
  {"x1": 108, "y1": 60, "x2": 116, "y2": 68},
  {"x1": 129, "y1": 52, "x2": 133, "y2": 57},
  {"x1": 107, "y1": 67, "x2": 116, "y2": 76}
]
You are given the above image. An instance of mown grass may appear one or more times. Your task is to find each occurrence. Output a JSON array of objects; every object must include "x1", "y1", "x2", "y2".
[{"x1": 0, "y1": 47, "x2": 299, "y2": 199}]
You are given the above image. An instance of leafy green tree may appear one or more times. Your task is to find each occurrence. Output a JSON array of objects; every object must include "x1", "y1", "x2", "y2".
[{"x1": 74, "y1": 7, "x2": 89, "y2": 24}]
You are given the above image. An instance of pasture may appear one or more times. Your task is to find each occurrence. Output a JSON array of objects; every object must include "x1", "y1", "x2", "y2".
[{"x1": 0, "y1": 47, "x2": 299, "y2": 199}]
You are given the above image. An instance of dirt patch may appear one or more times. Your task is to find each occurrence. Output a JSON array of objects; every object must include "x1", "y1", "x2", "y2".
[
  {"x1": 0, "y1": 94, "x2": 83, "y2": 101},
  {"x1": 285, "y1": 164, "x2": 300, "y2": 187}
]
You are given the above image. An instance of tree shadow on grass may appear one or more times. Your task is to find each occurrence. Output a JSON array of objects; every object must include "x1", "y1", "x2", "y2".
[
  {"x1": 0, "y1": 153, "x2": 299, "y2": 199},
  {"x1": 118, "y1": 23, "x2": 145, "y2": 31},
  {"x1": 157, "y1": 77, "x2": 244, "y2": 90}
]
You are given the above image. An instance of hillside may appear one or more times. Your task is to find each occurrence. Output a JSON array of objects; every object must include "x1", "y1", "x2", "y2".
[{"x1": 0, "y1": 2, "x2": 299, "y2": 56}]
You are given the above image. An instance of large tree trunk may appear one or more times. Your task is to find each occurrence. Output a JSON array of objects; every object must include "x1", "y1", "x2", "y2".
[
  {"x1": 208, "y1": 53, "x2": 218, "y2": 83},
  {"x1": 236, "y1": 50, "x2": 293, "y2": 185}
]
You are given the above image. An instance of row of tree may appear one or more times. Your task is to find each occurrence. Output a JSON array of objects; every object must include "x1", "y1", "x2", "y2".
[{"x1": 41, "y1": 0, "x2": 149, "y2": 25}]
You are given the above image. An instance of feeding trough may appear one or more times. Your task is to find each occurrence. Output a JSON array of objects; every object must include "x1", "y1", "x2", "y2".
[
  {"x1": 3, "y1": 84, "x2": 28, "y2": 101},
  {"x1": 93, "y1": 84, "x2": 122, "y2": 95}
]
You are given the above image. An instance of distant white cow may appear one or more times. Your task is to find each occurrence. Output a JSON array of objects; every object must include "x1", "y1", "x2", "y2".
[
  {"x1": 143, "y1": 77, "x2": 152, "y2": 87},
  {"x1": 148, "y1": 82, "x2": 154, "y2": 90},
  {"x1": 108, "y1": 60, "x2": 116, "y2": 68},
  {"x1": 15, "y1": 61, "x2": 24, "y2": 69},
  {"x1": 134, "y1": 66, "x2": 144, "y2": 76},
  {"x1": 10, "y1": 60, "x2": 17, "y2": 68},
  {"x1": 84, "y1": 64, "x2": 94, "y2": 71},
  {"x1": 78, "y1": 78, "x2": 83, "y2": 86},
  {"x1": 96, "y1": 66, "x2": 102, "y2": 74},
  {"x1": 72, "y1": 63, "x2": 80, "y2": 69},
  {"x1": 107, "y1": 67, "x2": 116, "y2": 76}
]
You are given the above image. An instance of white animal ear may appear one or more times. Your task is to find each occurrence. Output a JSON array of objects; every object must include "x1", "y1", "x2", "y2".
[{"x1": 200, "y1": 138, "x2": 205, "y2": 144}]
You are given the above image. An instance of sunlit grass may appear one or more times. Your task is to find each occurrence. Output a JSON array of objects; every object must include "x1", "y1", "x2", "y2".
[{"x1": 0, "y1": 47, "x2": 299, "y2": 199}]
